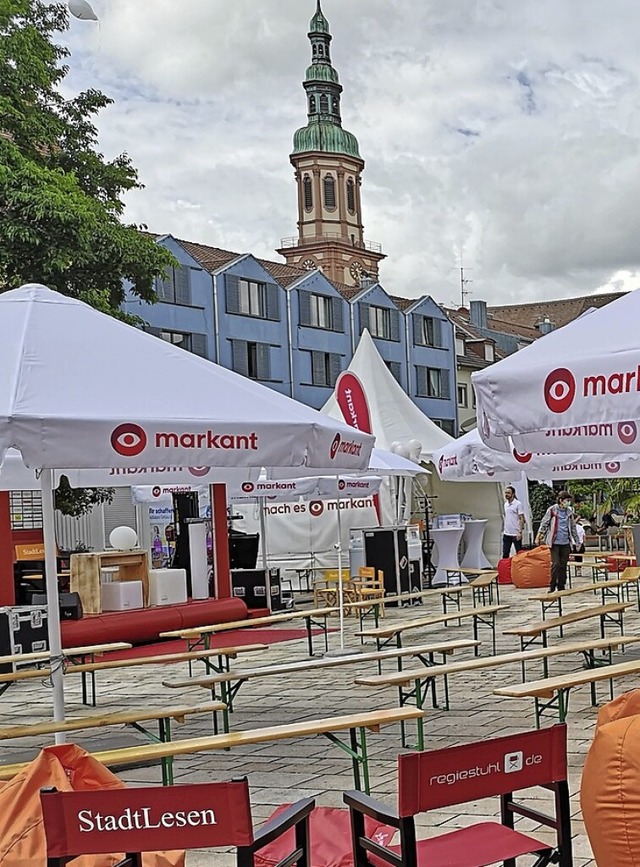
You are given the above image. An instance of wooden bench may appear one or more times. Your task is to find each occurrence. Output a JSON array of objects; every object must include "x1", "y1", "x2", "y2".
[
  {"x1": 0, "y1": 707, "x2": 424, "y2": 795},
  {"x1": 495, "y1": 659, "x2": 640, "y2": 726},
  {"x1": 356, "y1": 605, "x2": 508, "y2": 656},
  {"x1": 354, "y1": 636, "x2": 640, "y2": 748},
  {"x1": 160, "y1": 606, "x2": 339, "y2": 657},
  {"x1": 529, "y1": 574, "x2": 640, "y2": 627},
  {"x1": 504, "y1": 601, "x2": 633, "y2": 675},
  {"x1": 0, "y1": 702, "x2": 225, "y2": 785},
  {"x1": 0, "y1": 644, "x2": 268, "y2": 707},
  {"x1": 163, "y1": 639, "x2": 481, "y2": 733}
]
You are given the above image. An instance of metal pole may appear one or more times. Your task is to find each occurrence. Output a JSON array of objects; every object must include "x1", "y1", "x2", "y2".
[
  {"x1": 41, "y1": 469, "x2": 66, "y2": 740},
  {"x1": 259, "y1": 499, "x2": 272, "y2": 610},
  {"x1": 337, "y1": 495, "x2": 345, "y2": 650}
]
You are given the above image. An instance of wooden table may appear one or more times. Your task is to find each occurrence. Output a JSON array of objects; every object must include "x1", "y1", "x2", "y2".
[{"x1": 70, "y1": 550, "x2": 149, "y2": 614}]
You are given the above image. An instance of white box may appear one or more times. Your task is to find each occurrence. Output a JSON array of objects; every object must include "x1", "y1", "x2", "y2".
[
  {"x1": 149, "y1": 569, "x2": 188, "y2": 606},
  {"x1": 101, "y1": 581, "x2": 144, "y2": 612}
]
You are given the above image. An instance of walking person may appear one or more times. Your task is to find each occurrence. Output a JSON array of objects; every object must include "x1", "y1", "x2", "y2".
[
  {"x1": 502, "y1": 486, "x2": 525, "y2": 559},
  {"x1": 535, "y1": 491, "x2": 579, "y2": 592}
]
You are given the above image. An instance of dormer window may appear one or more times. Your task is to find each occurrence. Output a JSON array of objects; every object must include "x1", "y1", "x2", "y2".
[
  {"x1": 320, "y1": 94, "x2": 329, "y2": 113},
  {"x1": 323, "y1": 174, "x2": 336, "y2": 209}
]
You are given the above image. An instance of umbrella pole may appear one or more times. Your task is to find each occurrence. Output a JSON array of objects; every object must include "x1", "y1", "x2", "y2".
[
  {"x1": 259, "y1": 499, "x2": 273, "y2": 610},
  {"x1": 337, "y1": 499, "x2": 345, "y2": 650},
  {"x1": 41, "y1": 469, "x2": 66, "y2": 740}
]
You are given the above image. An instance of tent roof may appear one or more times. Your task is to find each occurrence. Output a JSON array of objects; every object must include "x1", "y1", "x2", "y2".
[{"x1": 322, "y1": 330, "x2": 452, "y2": 459}]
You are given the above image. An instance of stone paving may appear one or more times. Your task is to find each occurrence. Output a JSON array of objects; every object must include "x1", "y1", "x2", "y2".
[{"x1": 1, "y1": 574, "x2": 637, "y2": 864}]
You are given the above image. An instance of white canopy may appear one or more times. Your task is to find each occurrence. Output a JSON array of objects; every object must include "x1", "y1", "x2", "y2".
[
  {"x1": 268, "y1": 446, "x2": 427, "y2": 480},
  {"x1": 322, "y1": 329, "x2": 451, "y2": 459},
  {"x1": 433, "y1": 429, "x2": 640, "y2": 482},
  {"x1": 0, "y1": 284, "x2": 374, "y2": 732},
  {"x1": 472, "y1": 289, "x2": 640, "y2": 455},
  {"x1": 0, "y1": 285, "x2": 373, "y2": 471}
]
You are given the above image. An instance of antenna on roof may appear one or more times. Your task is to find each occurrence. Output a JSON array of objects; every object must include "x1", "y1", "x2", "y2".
[{"x1": 460, "y1": 265, "x2": 473, "y2": 308}]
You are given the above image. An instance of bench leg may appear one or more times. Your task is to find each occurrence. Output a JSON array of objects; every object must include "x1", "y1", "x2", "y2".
[
  {"x1": 159, "y1": 717, "x2": 173, "y2": 786},
  {"x1": 324, "y1": 727, "x2": 371, "y2": 795},
  {"x1": 534, "y1": 688, "x2": 571, "y2": 727}
]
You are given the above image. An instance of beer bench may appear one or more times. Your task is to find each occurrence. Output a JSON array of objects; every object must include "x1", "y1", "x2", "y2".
[
  {"x1": 0, "y1": 703, "x2": 225, "y2": 785},
  {"x1": 495, "y1": 658, "x2": 640, "y2": 726},
  {"x1": 356, "y1": 605, "x2": 508, "y2": 656},
  {"x1": 0, "y1": 707, "x2": 425, "y2": 795},
  {"x1": 529, "y1": 573, "x2": 640, "y2": 629},
  {"x1": 354, "y1": 635, "x2": 640, "y2": 749},
  {"x1": 504, "y1": 601, "x2": 633, "y2": 676},
  {"x1": 160, "y1": 606, "x2": 339, "y2": 657},
  {"x1": 0, "y1": 645, "x2": 267, "y2": 708},
  {"x1": 163, "y1": 639, "x2": 481, "y2": 733}
]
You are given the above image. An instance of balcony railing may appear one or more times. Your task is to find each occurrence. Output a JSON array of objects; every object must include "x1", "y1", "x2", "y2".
[{"x1": 280, "y1": 234, "x2": 383, "y2": 254}]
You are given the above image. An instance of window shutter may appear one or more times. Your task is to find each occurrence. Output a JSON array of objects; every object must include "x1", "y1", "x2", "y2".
[
  {"x1": 440, "y1": 369, "x2": 451, "y2": 399},
  {"x1": 412, "y1": 314, "x2": 424, "y2": 346},
  {"x1": 104, "y1": 489, "x2": 138, "y2": 548},
  {"x1": 299, "y1": 291, "x2": 312, "y2": 326},
  {"x1": 265, "y1": 284, "x2": 280, "y2": 321},
  {"x1": 311, "y1": 351, "x2": 325, "y2": 386},
  {"x1": 256, "y1": 343, "x2": 271, "y2": 380},
  {"x1": 331, "y1": 296, "x2": 344, "y2": 332},
  {"x1": 415, "y1": 366, "x2": 426, "y2": 397},
  {"x1": 329, "y1": 353, "x2": 342, "y2": 386},
  {"x1": 156, "y1": 271, "x2": 173, "y2": 302},
  {"x1": 174, "y1": 266, "x2": 192, "y2": 306},
  {"x1": 389, "y1": 308, "x2": 401, "y2": 342},
  {"x1": 359, "y1": 303, "x2": 370, "y2": 334},
  {"x1": 143, "y1": 325, "x2": 163, "y2": 338},
  {"x1": 231, "y1": 340, "x2": 248, "y2": 377},
  {"x1": 190, "y1": 333, "x2": 207, "y2": 358},
  {"x1": 433, "y1": 318, "x2": 443, "y2": 348},
  {"x1": 225, "y1": 275, "x2": 240, "y2": 313}
]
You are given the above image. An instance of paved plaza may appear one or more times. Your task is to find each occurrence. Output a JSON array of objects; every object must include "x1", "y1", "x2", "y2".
[{"x1": 2, "y1": 576, "x2": 636, "y2": 864}]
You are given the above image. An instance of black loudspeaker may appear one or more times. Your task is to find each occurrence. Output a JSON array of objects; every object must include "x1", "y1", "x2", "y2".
[
  {"x1": 33, "y1": 592, "x2": 83, "y2": 620},
  {"x1": 363, "y1": 528, "x2": 411, "y2": 603},
  {"x1": 229, "y1": 532, "x2": 260, "y2": 570}
]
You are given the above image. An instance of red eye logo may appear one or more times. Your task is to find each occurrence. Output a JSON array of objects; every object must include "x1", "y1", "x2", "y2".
[
  {"x1": 111, "y1": 423, "x2": 147, "y2": 457},
  {"x1": 188, "y1": 467, "x2": 210, "y2": 477},
  {"x1": 438, "y1": 456, "x2": 444, "y2": 475},
  {"x1": 152, "y1": 486, "x2": 161, "y2": 498},
  {"x1": 543, "y1": 368, "x2": 576, "y2": 413},
  {"x1": 338, "y1": 479, "x2": 346, "y2": 490},
  {"x1": 330, "y1": 434, "x2": 341, "y2": 460},
  {"x1": 309, "y1": 501, "x2": 324, "y2": 517},
  {"x1": 512, "y1": 449, "x2": 532, "y2": 464},
  {"x1": 241, "y1": 482, "x2": 255, "y2": 494},
  {"x1": 618, "y1": 422, "x2": 637, "y2": 445},
  {"x1": 605, "y1": 462, "x2": 621, "y2": 474}
]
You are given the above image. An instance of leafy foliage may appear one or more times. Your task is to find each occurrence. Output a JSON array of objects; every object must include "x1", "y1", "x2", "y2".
[
  {"x1": 0, "y1": 0, "x2": 174, "y2": 309},
  {"x1": 529, "y1": 481, "x2": 557, "y2": 521},
  {"x1": 54, "y1": 475, "x2": 114, "y2": 518}
]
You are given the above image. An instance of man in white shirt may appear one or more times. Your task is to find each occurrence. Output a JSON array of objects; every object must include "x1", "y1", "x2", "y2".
[{"x1": 503, "y1": 486, "x2": 525, "y2": 559}]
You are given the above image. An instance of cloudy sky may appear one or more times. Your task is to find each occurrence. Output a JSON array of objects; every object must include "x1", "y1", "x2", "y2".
[{"x1": 62, "y1": 0, "x2": 640, "y2": 306}]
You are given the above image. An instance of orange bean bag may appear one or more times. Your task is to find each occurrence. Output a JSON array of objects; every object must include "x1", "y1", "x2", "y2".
[
  {"x1": 510, "y1": 545, "x2": 551, "y2": 589},
  {"x1": 581, "y1": 689, "x2": 640, "y2": 866}
]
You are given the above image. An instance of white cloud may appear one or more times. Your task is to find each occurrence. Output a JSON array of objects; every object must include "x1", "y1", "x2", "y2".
[{"x1": 63, "y1": 0, "x2": 640, "y2": 304}]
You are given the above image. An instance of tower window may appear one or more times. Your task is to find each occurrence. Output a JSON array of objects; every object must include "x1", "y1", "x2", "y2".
[
  {"x1": 320, "y1": 94, "x2": 329, "y2": 113},
  {"x1": 309, "y1": 95, "x2": 316, "y2": 113},
  {"x1": 303, "y1": 174, "x2": 313, "y2": 211},
  {"x1": 312, "y1": 43, "x2": 318, "y2": 56},
  {"x1": 346, "y1": 178, "x2": 355, "y2": 214},
  {"x1": 332, "y1": 96, "x2": 339, "y2": 114},
  {"x1": 323, "y1": 174, "x2": 336, "y2": 209}
]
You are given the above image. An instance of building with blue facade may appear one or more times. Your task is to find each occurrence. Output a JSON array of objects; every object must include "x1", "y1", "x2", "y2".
[{"x1": 122, "y1": 2, "x2": 458, "y2": 435}]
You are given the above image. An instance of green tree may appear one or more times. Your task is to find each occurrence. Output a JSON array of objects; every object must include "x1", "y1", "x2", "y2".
[
  {"x1": 0, "y1": 0, "x2": 174, "y2": 310},
  {"x1": 54, "y1": 475, "x2": 114, "y2": 518}
]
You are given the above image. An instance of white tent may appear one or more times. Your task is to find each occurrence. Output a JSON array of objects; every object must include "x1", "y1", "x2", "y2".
[
  {"x1": 321, "y1": 331, "x2": 505, "y2": 564},
  {"x1": 0, "y1": 285, "x2": 374, "y2": 731},
  {"x1": 472, "y1": 288, "x2": 640, "y2": 455}
]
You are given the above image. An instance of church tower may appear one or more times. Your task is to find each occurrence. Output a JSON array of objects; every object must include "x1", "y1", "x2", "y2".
[{"x1": 277, "y1": 1, "x2": 385, "y2": 286}]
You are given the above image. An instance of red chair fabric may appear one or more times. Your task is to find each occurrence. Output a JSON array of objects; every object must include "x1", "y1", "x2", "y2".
[
  {"x1": 403, "y1": 822, "x2": 555, "y2": 867},
  {"x1": 497, "y1": 558, "x2": 512, "y2": 585},
  {"x1": 254, "y1": 805, "x2": 395, "y2": 867}
]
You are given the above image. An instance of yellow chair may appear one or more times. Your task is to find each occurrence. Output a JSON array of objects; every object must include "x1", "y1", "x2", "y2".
[
  {"x1": 313, "y1": 568, "x2": 357, "y2": 613},
  {"x1": 353, "y1": 566, "x2": 385, "y2": 618}
]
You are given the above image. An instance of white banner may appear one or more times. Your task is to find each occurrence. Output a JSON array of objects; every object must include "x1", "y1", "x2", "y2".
[{"x1": 131, "y1": 483, "x2": 209, "y2": 504}]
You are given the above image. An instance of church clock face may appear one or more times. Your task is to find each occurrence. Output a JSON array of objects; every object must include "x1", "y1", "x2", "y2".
[
  {"x1": 301, "y1": 258, "x2": 316, "y2": 271},
  {"x1": 349, "y1": 260, "x2": 363, "y2": 281}
]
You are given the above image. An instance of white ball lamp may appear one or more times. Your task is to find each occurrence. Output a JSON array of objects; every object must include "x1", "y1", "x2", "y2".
[{"x1": 109, "y1": 526, "x2": 138, "y2": 551}]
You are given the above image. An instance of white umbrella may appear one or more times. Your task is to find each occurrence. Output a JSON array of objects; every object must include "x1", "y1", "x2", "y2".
[
  {"x1": 472, "y1": 288, "x2": 640, "y2": 454},
  {"x1": 267, "y1": 446, "x2": 428, "y2": 480},
  {"x1": 433, "y1": 429, "x2": 640, "y2": 482},
  {"x1": 0, "y1": 285, "x2": 374, "y2": 734}
]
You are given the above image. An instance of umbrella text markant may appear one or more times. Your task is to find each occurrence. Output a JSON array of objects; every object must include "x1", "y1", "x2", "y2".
[
  {"x1": 472, "y1": 290, "x2": 640, "y2": 455},
  {"x1": 0, "y1": 285, "x2": 373, "y2": 736}
]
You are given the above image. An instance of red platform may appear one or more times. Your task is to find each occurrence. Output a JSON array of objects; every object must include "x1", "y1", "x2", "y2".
[{"x1": 60, "y1": 597, "x2": 248, "y2": 648}]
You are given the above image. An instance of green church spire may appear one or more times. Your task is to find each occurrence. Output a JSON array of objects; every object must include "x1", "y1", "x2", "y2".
[{"x1": 292, "y1": 1, "x2": 361, "y2": 159}]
